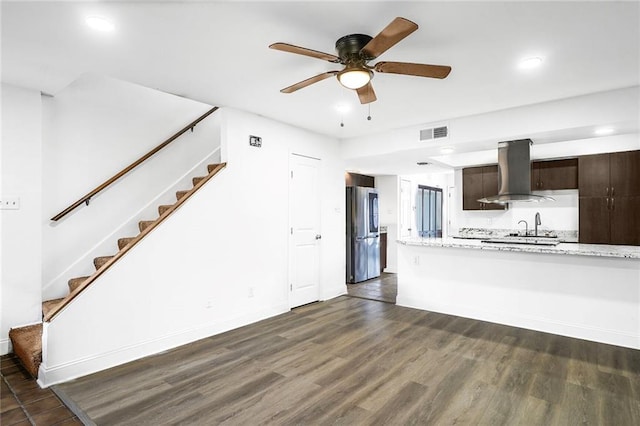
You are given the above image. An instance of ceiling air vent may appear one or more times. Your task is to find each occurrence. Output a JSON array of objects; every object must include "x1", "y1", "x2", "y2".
[{"x1": 420, "y1": 125, "x2": 448, "y2": 141}]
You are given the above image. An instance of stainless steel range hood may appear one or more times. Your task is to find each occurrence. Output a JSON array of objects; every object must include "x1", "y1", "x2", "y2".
[{"x1": 479, "y1": 139, "x2": 554, "y2": 204}]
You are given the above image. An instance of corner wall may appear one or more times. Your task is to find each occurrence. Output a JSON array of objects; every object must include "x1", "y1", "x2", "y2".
[{"x1": 1, "y1": 84, "x2": 43, "y2": 354}]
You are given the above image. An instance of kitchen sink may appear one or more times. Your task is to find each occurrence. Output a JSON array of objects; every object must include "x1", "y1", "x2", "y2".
[
  {"x1": 505, "y1": 233, "x2": 558, "y2": 239},
  {"x1": 482, "y1": 237, "x2": 560, "y2": 246}
]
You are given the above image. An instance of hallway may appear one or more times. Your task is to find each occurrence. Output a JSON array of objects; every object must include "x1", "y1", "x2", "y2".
[{"x1": 346, "y1": 272, "x2": 397, "y2": 304}]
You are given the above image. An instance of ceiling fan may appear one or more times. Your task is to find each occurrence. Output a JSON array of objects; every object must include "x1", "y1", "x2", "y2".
[{"x1": 269, "y1": 17, "x2": 452, "y2": 104}]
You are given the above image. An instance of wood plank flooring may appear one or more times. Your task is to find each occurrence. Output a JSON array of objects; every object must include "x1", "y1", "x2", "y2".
[
  {"x1": 346, "y1": 272, "x2": 397, "y2": 303},
  {"x1": 56, "y1": 296, "x2": 640, "y2": 425}
]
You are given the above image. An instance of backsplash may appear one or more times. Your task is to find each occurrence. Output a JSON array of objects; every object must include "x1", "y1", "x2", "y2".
[{"x1": 451, "y1": 183, "x2": 579, "y2": 234}]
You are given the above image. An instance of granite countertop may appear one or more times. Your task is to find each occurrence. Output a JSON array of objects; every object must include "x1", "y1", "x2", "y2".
[
  {"x1": 398, "y1": 237, "x2": 640, "y2": 259},
  {"x1": 451, "y1": 228, "x2": 579, "y2": 243}
]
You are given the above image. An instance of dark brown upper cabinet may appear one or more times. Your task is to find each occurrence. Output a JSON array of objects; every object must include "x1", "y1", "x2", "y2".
[
  {"x1": 579, "y1": 151, "x2": 640, "y2": 197},
  {"x1": 531, "y1": 158, "x2": 578, "y2": 190},
  {"x1": 462, "y1": 165, "x2": 505, "y2": 211},
  {"x1": 578, "y1": 150, "x2": 640, "y2": 245}
]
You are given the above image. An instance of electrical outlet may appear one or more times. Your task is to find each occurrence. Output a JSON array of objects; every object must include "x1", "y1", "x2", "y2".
[
  {"x1": 0, "y1": 197, "x2": 20, "y2": 210},
  {"x1": 414, "y1": 256, "x2": 420, "y2": 266},
  {"x1": 248, "y1": 287, "x2": 254, "y2": 298}
]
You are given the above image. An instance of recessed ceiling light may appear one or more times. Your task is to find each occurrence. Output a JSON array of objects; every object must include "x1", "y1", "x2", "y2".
[
  {"x1": 440, "y1": 146, "x2": 454, "y2": 154},
  {"x1": 335, "y1": 103, "x2": 351, "y2": 113},
  {"x1": 417, "y1": 161, "x2": 431, "y2": 166},
  {"x1": 86, "y1": 16, "x2": 115, "y2": 32},
  {"x1": 518, "y1": 56, "x2": 543, "y2": 70},
  {"x1": 594, "y1": 127, "x2": 614, "y2": 136}
]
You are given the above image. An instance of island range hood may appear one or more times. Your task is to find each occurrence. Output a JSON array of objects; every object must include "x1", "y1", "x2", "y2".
[{"x1": 479, "y1": 138, "x2": 554, "y2": 204}]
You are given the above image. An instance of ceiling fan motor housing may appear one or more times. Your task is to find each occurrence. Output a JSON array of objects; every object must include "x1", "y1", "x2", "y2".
[{"x1": 335, "y1": 34, "x2": 373, "y2": 62}]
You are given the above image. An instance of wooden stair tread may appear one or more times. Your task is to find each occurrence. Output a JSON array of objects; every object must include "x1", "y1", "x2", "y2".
[
  {"x1": 8, "y1": 323, "x2": 42, "y2": 378},
  {"x1": 68, "y1": 276, "x2": 90, "y2": 292},
  {"x1": 42, "y1": 298, "x2": 65, "y2": 318},
  {"x1": 138, "y1": 220, "x2": 155, "y2": 232},
  {"x1": 118, "y1": 237, "x2": 136, "y2": 250},
  {"x1": 176, "y1": 190, "x2": 189, "y2": 200},
  {"x1": 158, "y1": 204, "x2": 174, "y2": 216},
  {"x1": 207, "y1": 163, "x2": 221, "y2": 173},
  {"x1": 94, "y1": 256, "x2": 114, "y2": 270},
  {"x1": 192, "y1": 176, "x2": 206, "y2": 186}
]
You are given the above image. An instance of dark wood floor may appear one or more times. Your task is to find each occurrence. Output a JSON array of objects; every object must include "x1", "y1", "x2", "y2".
[
  {"x1": 347, "y1": 272, "x2": 397, "y2": 303},
  {"x1": 1, "y1": 353, "x2": 81, "y2": 425},
  {"x1": 56, "y1": 296, "x2": 639, "y2": 425}
]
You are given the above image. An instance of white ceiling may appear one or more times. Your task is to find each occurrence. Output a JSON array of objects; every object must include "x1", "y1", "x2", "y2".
[{"x1": 2, "y1": 1, "x2": 639, "y2": 174}]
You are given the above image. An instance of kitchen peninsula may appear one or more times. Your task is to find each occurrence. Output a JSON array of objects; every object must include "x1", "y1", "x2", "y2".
[{"x1": 397, "y1": 237, "x2": 640, "y2": 349}]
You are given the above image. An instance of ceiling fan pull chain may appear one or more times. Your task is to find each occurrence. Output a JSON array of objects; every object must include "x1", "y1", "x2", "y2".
[{"x1": 367, "y1": 102, "x2": 372, "y2": 121}]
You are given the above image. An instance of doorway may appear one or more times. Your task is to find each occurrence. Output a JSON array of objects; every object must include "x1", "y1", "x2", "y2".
[
  {"x1": 289, "y1": 153, "x2": 321, "y2": 308},
  {"x1": 346, "y1": 272, "x2": 397, "y2": 303}
]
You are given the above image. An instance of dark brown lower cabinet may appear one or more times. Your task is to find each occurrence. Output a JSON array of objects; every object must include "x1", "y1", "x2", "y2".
[
  {"x1": 580, "y1": 196, "x2": 640, "y2": 245},
  {"x1": 579, "y1": 197, "x2": 610, "y2": 244},
  {"x1": 610, "y1": 196, "x2": 640, "y2": 246}
]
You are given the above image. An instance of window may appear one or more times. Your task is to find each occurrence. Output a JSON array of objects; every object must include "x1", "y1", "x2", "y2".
[{"x1": 416, "y1": 185, "x2": 443, "y2": 238}]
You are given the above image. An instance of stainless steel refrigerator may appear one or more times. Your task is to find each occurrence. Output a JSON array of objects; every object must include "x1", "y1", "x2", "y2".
[{"x1": 346, "y1": 186, "x2": 380, "y2": 283}]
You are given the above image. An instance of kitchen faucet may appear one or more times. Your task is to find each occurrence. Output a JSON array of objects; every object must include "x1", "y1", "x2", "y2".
[
  {"x1": 518, "y1": 220, "x2": 528, "y2": 236},
  {"x1": 534, "y1": 212, "x2": 541, "y2": 236}
]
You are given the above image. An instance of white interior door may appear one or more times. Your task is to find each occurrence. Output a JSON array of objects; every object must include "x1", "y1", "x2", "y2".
[
  {"x1": 400, "y1": 179, "x2": 412, "y2": 238},
  {"x1": 289, "y1": 153, "x2": 321, "y2": 308}
]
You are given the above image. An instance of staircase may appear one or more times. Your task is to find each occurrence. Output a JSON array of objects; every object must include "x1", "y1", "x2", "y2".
[{"x1": 8, "y1": 162, "x2": 226, "y2": 378}]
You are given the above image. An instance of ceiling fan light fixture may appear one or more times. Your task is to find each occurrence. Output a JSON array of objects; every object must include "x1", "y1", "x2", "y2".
[{"x1": 337, "y1": 67, "x2": 372, "y2": 90}]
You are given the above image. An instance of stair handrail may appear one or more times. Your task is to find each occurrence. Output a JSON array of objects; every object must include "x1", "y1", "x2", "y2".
[{"x1": 50, "y1": 106, "x2": 219, "y2": 221}]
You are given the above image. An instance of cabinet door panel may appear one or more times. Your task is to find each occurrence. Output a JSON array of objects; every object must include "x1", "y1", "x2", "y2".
[
  {"x1": 610, "y1": 196, "x2": 640, "y2": 246},
  {"x1": 579, "y1": 154, "x2": 610, "y2": 197},
  {"x1": 579, "y1": 197, "x2": 610, "y2": 244},
  {"x1": 610, "y1": 151, "x2": 640, "y2": 197},
  {"x1": 531, "y1": 162, "x2": 540, "y2": 190},
  {"x1": 463, "y1": 167, "x2": 483, "y2": 210},
  {"x1": 538, "y1": 159, "x2": 578, "y2": 190},
  {"x1": 482, "y1": 166, "x2": 505, "y2": 210}
]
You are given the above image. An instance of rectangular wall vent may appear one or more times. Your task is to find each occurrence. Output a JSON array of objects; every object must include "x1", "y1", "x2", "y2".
[{"x1": 420, "y1": 125, "x2": 449, "y2": 141}]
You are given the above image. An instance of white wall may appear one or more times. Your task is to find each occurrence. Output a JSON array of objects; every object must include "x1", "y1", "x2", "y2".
[
  {"x1": 375, "y1": 176, "x2": 398, "y2": 273},
  {"x1": 1, "y1": 84, "x2": 43, "y2": 354},
  {"x1": 40, "y1": 107, "x2": 345, "y2": 386},
  {"x1": 398, "y1": 244, "x2": 640, "y2": 349},
  {"x1": 451, "y1": 169, "x2": 579, "y2": 233},
  {"x1": 42, "y1": 74, "x2": 221, "y2": 299}
]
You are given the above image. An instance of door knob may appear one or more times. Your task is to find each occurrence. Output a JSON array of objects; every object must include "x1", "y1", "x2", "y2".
[{"x1": 315, "y1": 234, "x2": 322, "y2": 240}]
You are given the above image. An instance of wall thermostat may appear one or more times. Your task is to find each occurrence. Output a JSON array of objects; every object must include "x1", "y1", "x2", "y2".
[{"x1": 249, "y1": 135, "x2": 262, "y2": 147}]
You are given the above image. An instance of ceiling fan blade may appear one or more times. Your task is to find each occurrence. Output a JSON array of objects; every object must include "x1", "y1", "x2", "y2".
[
  {"x1": 374, "y1": 61, "x2": 452, "y2": 79},
  {"x1": 269, "y1": 42, "x2": 341, "y2": 63},
  {"x1": 356, "y1": 82, "x2": 377, "y2": 104},
  {"x1": 360, "y1": 17, "x2": 418, "y2": 59},
  {"x1": 280, "y1": 71, "x2": 339, "y2": 94}
]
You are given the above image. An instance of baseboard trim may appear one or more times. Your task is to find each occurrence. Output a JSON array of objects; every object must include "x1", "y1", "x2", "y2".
[
  {"x1": 38, "y1": 303, "x2": 288, "y2": 387},
  {"x1": 321, "y1": 285, "x2": 348, "y2": 301},
  {"x1": 0, "y1": 338, "x2": 11, "y2": 355},
  {"x1": 396, "y1": 296, "x2": 640, "y2": 350}
]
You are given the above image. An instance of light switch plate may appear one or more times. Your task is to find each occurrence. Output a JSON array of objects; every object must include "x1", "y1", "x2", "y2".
[{"x1": 1, "y1": 197, "x2": 20, "y2": 210}]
